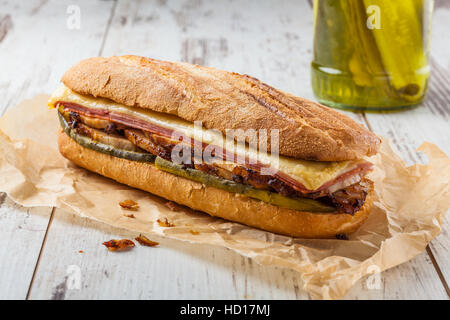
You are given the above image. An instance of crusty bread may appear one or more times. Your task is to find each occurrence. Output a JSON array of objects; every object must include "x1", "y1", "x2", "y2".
[
  {"x1": 58, "y1": 131, "x2": 373, "y2": 238},
  {"x1": 61, "y1": 55, "x2": 380, "y2": 161}
]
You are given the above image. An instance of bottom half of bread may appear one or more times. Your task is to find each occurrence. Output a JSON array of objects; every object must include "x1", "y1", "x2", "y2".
[{"x1": 58, "y1": 130, "x2": 373, "y2": 238}]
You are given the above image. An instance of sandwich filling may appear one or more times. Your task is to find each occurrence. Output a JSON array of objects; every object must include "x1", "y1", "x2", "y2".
[{"x1": 49, "y1": 86, "x2": 373, "y2": 214}]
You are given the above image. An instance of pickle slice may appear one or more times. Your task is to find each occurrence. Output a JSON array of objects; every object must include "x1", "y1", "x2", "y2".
[
  {"x1": 58, "y1": 110, "x2": 335, "y2": 213},
  {"x1": 363, "y1": 0, "x2": 428, "y2": 101},
  {"x1": 58, "y1": 110, "x2": 156, "y2": 162},
  {"x1": 154, "y1": 157, "x2": 336, "y2": 213},
  {"x1": 341, "y1": 0, "x2": 428, "y2": 101}
]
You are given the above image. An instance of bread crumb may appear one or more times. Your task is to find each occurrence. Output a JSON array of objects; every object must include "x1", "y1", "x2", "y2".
[
  {"x1": 135, "y1": 234, "x2": 159, "y2": 247},
  {"x1": 119, "y1": 199, "x2": 139, "y2": 211},
  {"x1": 102, "y1": 239, "x2": 135, "y2": 251},
  {"x1": 189, "y1": 230, "x2": 199, "y2": 235},
  {"x1": 157, "y1": 217, "x2": 175, "y2": 227}
]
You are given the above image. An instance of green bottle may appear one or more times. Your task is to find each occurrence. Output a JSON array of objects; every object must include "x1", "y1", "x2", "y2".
[{"x1": 311, "y1": 0, "x2": 433, "y2": 111}]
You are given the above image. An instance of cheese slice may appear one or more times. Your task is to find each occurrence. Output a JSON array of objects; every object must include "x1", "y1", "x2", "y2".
[{"x1": 49, "y1": 86, "x2": 367, "y2": 191}]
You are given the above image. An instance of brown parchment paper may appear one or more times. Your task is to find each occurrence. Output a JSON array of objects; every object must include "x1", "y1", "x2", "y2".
[{"x1": 0, "y1": 95, "x2": 449, "y2": 299}]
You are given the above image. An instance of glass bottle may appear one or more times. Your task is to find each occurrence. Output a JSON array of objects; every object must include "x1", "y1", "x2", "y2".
[{"x1": 311, "y1": 0, "x2": 434, "y2": 111}]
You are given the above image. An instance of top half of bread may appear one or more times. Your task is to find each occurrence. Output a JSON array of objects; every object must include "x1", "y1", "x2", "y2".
[{"x1": 61, "y1": 55, "x2": 380, "y2": 161}]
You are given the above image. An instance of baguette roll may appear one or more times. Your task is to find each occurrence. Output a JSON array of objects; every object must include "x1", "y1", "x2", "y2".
[
  {"x1": 49, "y1": 55, "x2": 380, "y2": 238},
  {"x1": 58, "y1": 130, "x2": 373, "y2": 238}
]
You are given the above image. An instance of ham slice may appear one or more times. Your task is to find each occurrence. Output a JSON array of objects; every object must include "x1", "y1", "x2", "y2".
[{"x1": 58, "y1": 101, "x2": 372, "y2": 194}]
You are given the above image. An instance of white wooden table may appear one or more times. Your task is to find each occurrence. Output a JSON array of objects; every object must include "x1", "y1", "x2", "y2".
[{"x1": 0, "y1": 0, "x2": 448, "y2": 300}]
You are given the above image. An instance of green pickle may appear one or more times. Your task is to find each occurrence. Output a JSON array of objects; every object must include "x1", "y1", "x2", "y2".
[
  {"x1": 311, "y1": 0, "x2": 432, "y2": 111},
  {"x1": 58, "y1": 110, "x2": 335, "y2": 213},
  {"x1": 155, "y1": 157, "x2": 335, "y2": 213},
  {"x1": 58, "y1": 110, "x2": 156, "y2": 162}
]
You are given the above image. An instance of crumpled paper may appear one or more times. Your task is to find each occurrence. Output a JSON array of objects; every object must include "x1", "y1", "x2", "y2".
[{"x1": 0, "y1": 95, "x2": 449, "y2": 299}]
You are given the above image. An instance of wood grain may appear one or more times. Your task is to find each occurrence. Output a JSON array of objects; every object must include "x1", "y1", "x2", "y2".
[
  {"x1": 0, "y1": 0, "x2": 448, "y2": 300},
  {"x1": 28, "y1": 209, "x2": 310, "y2": 300},
  {"x1": 0, "y1": 0, "x2": 115, "y2": 116},
  {"x1": 0, "y1": 196, "x2": 52, "y2": 299},
  {"x1": 0, "y1": 0, "x2": 116, "y2": 299},
  {"x1": 362, "y1": 4, "x2": 450, "y2": 294},
  {"x1": 427, "y1": 9, "x2": 450, "y2": 286}
]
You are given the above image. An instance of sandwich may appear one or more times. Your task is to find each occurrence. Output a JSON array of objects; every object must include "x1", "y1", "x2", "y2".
[{"x1": 48, "y1": 55, "x2": 380, "y2": 238}]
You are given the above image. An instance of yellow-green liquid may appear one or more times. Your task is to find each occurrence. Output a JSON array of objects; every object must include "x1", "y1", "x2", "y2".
[{"x1": 311, "y1": 0, "x2": 433, "y2": 111}]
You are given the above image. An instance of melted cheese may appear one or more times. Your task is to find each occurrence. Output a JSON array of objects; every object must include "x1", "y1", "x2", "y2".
[{"x1": 49, "y1": 86, "x2": 365, "y2": 190}]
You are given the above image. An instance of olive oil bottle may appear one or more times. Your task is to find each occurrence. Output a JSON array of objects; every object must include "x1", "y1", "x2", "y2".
[{"x1": 311, "y1": 0, "x2": 433, "y2": 111}]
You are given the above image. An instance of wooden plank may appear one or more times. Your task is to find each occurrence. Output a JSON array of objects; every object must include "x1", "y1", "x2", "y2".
[
  {"x1": 346, "y1": 115, "x2": 449, "y2": 299},
  {"x1": 345, "y1": 114, "x2": 449, "y2": 298},
  {"x1": 345, "y1": 251, "x2": 448, "y2": 299},
  {"x1": 362, "y1": 4, "x2": 450, "y2": 292},
  {"x1": 0, "y1": 0, "x2": 116, "y2": 299},
  {"x1": 31, "y1": 210, "x2": 448, "y2": 300},
  {"x1": 28, "y1": 208, "x2": 310, "y2": 299},
  {"x1": 28, "y1": 0, "x2": 312, "y2": 300},
  {"x1": 101, "y1": 0, "x2": 316, "y2": 99},
  {"x1": 22, "y1": 0, "x2": 450, "y2": 299},
  {"x1": 0, "y1": 0, "x2": 116, "y2": 115},
  {"x1": 363, "y1": 73, "x2": 450, "y2": 289},
  {"x1": 307, "y1": 0, "x2": 450, "y2": 298},
  {"x1": 423, "y1": 4, "x2": 450, "y2": 290},
  {"x1": 0, "y1": 195, "x2": 52, "y2": 299}
]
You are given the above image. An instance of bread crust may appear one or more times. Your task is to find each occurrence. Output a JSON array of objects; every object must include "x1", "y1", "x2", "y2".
[
  {"x1": 61, "y1": 55, "x2": 381, "y2": 161},
  {"x1": 58, "y1": 131, "x2": 373, "y2": 238}
]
